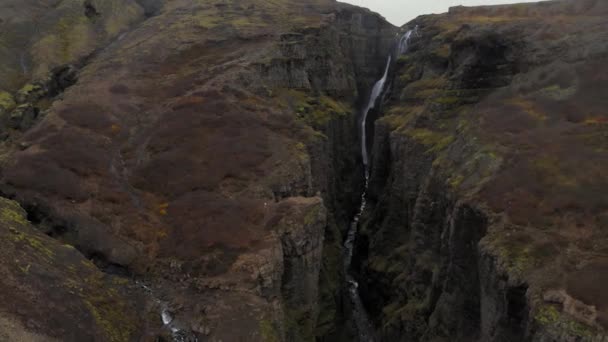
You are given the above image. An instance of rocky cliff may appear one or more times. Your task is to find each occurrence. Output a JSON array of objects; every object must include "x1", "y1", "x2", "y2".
[
  {"x1": 0, "y1": 0, "x2": 395, "y2": 340},
  {"x1": 357, "y1": 0, "x2": 608, "y2": 341}
]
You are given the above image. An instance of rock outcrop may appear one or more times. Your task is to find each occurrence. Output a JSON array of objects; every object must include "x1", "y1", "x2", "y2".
[{"x1": 357, "y1": 0, "x2": 608, "y2": 341}]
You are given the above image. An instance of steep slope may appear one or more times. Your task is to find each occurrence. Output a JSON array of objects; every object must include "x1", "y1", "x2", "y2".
[
  {"x1": 358, "y1": 0, "x2": 608, "y2": 341},
  {"x1": 0, "y1": 197, "x2": 145, "y2": 341},
  {"x1": 0, "y1": 0, "x2": 146, "y2": 91},
  {"x1": 0, "y1": 0, "x2": 396, "y2": 340},
  {"x1": 0, "y1": 0, "x2": 148, "y2": 152}
]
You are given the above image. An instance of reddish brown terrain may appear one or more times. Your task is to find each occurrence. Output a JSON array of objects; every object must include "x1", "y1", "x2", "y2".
[{"x1": 0, "y1": 0, "x2": 607, "y2": 341}]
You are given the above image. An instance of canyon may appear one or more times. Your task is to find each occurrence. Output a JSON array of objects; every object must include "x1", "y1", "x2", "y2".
[{"x1": 0, "y1": 0, "x2": 607, "y2": 341}]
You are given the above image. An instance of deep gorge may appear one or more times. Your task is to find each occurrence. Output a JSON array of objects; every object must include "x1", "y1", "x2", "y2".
[{"x1": 0, "y1": 0, "x2": 607, "y2": 341}]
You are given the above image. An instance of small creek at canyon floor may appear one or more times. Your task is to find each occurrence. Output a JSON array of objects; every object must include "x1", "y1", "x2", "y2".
[
  {"x1": 344, "y1": 178, "x2": 375, "y2": 342},
  {"x1": 344, "y1": 28, "x2": 417, "y2": 342}
]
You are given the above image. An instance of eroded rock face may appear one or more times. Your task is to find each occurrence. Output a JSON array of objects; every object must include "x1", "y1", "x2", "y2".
[
  {"x1": 0, "y1": 0, "x2": 396, "y2": 340},
  {"x1": 358, "y1": 0, "x2": 608, "y2": 341}
]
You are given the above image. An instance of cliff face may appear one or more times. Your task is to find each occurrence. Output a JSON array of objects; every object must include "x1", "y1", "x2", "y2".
[
  {"x1": 0, "y1": 0, "x2": 395, "y2": 340},
  {"x1": 359, "y1": 0, "x2": 608, "y2": 341}
]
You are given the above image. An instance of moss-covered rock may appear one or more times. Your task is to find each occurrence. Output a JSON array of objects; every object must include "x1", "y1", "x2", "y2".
[
  {"x1": 8, "y1": 104, "x2": 38, "y2": 130},
  {"x1": 0, "y1": 91, "x2": 15, "y2": 115},
  {"x1": 15, "y1": 83, "x2": 45, "y2": 103}
]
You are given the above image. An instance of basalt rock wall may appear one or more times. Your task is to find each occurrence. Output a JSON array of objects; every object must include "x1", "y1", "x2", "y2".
[{"x1": 357, "y1": 1, "x2": 608, "y2": 341}]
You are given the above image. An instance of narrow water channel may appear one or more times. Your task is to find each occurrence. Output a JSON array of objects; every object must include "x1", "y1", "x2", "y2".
[
  {"x1": 343, "y1": 27, "x2": 417, "y2": 341},
  {"x1": 344, "y1": 55, "x2": 391, "y2": 342}
]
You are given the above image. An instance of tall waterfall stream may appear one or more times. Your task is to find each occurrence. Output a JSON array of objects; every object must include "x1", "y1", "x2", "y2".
[{"x1": 344, "y1": 27, "x2": 417, "y2": 342}]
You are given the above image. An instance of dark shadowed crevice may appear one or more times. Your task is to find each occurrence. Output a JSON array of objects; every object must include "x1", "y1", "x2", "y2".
[
  {"x1": 505, "y1": 284, "x2": 530, "y2": 339},
  {"x1": 21, "y1": 202, "x2": 69, "y2": 238},
  {"x1": 46, "y1": 65, "x2": 79, "y2": 97},
  {"x1": 135, "y1": 0, "x2": 165, "y2": 17},
  {"x1": 0, "y1": 64, "x2": 78, "y2": 136},
  {"x1": 6, "y1": 194, "x2": 134, "y2": 281},
  {"x1": 84, "y1": 0, "x2": 100, "y2": 19},
  {"x1": 89, "y1": 252, "x2": 133, "y2": 277}
]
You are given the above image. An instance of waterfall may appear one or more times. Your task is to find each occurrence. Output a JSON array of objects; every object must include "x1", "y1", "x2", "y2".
[
  {"x1": 398, "y1": 25, "x2": 419, "y2": 55},
  {"x1": 347, "y1": 25, "x2": 418, "y2": 342},
  {"x1": 361, "y1": 25, "x2": 419, "y2": 168},
  {"x1": 346, "y1": 53, "x2": 393, "y2": 342},
  {"x1": 136, "y1": 280, "x2": 198, "y2": 342},
  {"x1": 361, "y1": 56, "x2": 391, "y2": 169}
]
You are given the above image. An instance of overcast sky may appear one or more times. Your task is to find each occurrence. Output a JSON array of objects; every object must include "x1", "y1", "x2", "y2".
[{"x1": 340, "y1": 0, "x2": 544, "y2": 26}]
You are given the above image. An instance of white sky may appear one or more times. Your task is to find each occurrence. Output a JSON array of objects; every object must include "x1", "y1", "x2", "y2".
[{"x1": 340, "y1": 0, "x2": 544, "y2": 26}]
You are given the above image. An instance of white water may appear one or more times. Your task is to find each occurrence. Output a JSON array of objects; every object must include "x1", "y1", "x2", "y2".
[
  {"x1": 136, "y1": 280, "x2": 197, "y2": 342},
  {"x1": 347, "y1": 53, "x2": 395, "y2": 342},
  {"x1": 361, "y1": 56, "x2": 391, "y2": 169},
  {"x1": 347, "y1": 26, "x2": 418, "y2": 342},
  {"x1": 162, "y1": 309, "x2": 174, "y2": 325},
  {"x1": 344, "y1": 178, "x2": 375, "y2": 342},
  {"x1": 398, "y1": 26, "x2": 419, "y2": 55}
]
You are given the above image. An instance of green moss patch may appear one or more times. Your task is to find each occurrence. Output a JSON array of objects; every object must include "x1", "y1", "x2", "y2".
[
  {"x1": 0, "y1": 91, "x2": 16, "y2": 112},
  {"x1": 32, "y1": 15, "x2": 94, "y2": 72},
  {"x1": 0, "y1": 200, "x2": 28, "y2": 226},
  {"x1": 282, "y1": 90, "x2": 351, "y2": 129},
  {"x1": 405, "y1": 128, "x2": 454, "y2": 153},
  {"x1": 433, "y1": 44, "x2": 451, "y2": 59},
  {"x1": 303, "y1": 202, "x2": 323, "y2": 226},
  {"x1": 259, "y1": 318, "x2": 280, "y2": 342},
  {"x1": 84, "y1": 292, "x2": 136, "y2": 342},
  {"x1": 402, "y1": 77, "x2": 448, "y2": 100},
  {"x1": 535, "y1": 305, "x2": 596, "y2": 338},
  {"x1": 538, "y1": 84, "x2": 577, "y2": 101}
]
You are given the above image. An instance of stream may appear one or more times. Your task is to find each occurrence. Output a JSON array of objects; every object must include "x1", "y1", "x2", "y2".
[{"x1": 343, "y1": 27, "x2": 417, "y2": 342}]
